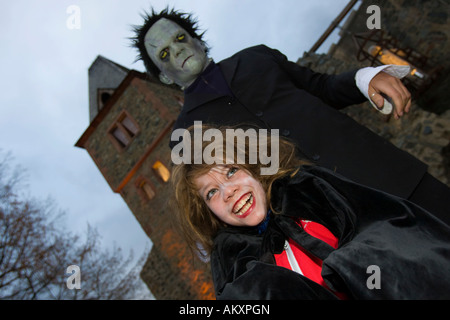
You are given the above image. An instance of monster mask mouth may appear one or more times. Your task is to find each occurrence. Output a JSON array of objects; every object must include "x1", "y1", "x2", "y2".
[{"x1": 182, "y1": 55, "x2": 194, "y2": 68}]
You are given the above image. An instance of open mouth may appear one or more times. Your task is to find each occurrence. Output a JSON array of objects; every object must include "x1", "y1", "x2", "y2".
[
  {"x1": 232, "y1": 192, "x2": 254, "y2": 218},
  {"x1": 182, "y1": 55, "x2": 194, "y2": 68}
]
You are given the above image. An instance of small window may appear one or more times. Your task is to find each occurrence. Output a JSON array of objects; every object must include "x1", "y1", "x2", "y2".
[
  {"x1": 140, "y1": 180, "x2": 155, "y2": 200},
  {"x1": 97, "y1": 88, "x2": 115, "y2": 111},
  {"x1": 101, "y1": 92, "x2": 111, "y2": 104},
  {"x1": 152, "y1": 161, "x2": 170, "y2": 182},
  {"x1": 135, "y1": 176, "x2": 156, "y2": 202},
  {"x1": 108, "y1": 110, "x2": 139, "y2": 151}
]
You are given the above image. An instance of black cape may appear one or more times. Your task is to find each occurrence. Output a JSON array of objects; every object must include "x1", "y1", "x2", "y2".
[{"x1": 210, "y1": 166, "x2": 450, "y2": 299}]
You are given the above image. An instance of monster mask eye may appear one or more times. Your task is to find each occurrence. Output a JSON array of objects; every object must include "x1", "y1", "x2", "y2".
[{"x1": 160, "y1": 49, "x2": 169, "y2": 61}]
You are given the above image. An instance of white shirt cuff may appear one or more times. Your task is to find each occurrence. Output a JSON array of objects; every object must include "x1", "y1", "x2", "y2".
[{"x1": 355, "y1": 65, "x2": 411, "y2": 114}]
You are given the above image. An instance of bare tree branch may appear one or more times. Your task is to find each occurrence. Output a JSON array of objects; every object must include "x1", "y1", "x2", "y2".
[{"x1": 0, "y1": 151, "x2": 151, "y2": 300}]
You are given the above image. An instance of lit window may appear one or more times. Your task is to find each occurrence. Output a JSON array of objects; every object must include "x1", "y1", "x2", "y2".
[
  {"x1": 152, "y1": 161, "x2": 170, "y2": 182},
  {"x1": 108, "y1": 111, "x2": 139, "y2": 151}
]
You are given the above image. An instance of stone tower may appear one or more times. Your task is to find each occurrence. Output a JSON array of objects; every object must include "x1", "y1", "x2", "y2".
[{"x1": 76, "y1": 55, "x2": 215, "y2": 299}]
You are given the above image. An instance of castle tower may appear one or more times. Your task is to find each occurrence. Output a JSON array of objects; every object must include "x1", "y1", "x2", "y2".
[{"x1": 76, "y1": 56, "x2": 215, "y2": 299}]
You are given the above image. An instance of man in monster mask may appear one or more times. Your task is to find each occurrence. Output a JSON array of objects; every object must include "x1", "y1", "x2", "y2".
[{"x1": 132, "y1": 7, "x2": 449, "y2": 224}]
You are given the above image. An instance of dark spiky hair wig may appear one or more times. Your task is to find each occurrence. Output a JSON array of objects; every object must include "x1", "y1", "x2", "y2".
[{"x1": 130, "y1": 7, "x2": 208, "y2": 78}]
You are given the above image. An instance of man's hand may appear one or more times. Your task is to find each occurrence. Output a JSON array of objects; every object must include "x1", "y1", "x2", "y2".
[{"x1": 369, "y1": 71, "x2": 412, "y2": 119}]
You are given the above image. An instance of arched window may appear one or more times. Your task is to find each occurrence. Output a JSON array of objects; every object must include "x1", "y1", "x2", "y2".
[
  {"x1": 101, "y1": 92, "x2": 111, "y2": 104},
  {"x1": 140, "y1": 180, "x2": 155, "y2": 200},
  {"x1": 97, "y1": 88, "x2": 115, "y2": 111},
  {"x1": 135, "y1": 176, "x2": 156, "y2": 202}
]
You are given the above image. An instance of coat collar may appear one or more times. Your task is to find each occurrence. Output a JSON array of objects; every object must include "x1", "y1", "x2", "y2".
[{"x1": 182, "y1": 55, "x2": 240, "y2": 113}]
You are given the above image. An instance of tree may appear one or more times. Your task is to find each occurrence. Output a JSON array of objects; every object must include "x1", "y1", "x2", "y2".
[{"x1": 0, "y1": 152, "x2": 151, "y2": 299}]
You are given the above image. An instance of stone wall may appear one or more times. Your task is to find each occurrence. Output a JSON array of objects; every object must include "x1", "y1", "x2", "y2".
[
  {"x1": 82, "y1": 75, "x2": 215, "y2": 299},
  {"x1": 297, "y1": 51, "x2": 450, "y2": 186},
  {"x1": 329, "y1": 0, "x2": 450, "y2": 114},
  {"x1": 84, "y1": 78, "x2": 182, "y2": 190},
  {"x1": 120, "y1": 129, "x2": 215, "y2": 300}
]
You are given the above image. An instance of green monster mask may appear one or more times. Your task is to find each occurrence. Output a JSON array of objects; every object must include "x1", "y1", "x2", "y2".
[{"x1": 144, "y1": 18, "x2": 209, "y2": 88}]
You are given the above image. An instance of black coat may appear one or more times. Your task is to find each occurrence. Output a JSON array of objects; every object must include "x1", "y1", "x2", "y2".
[
  {"x1": 171, "y1": 45, "x2": 427, "y2": 199},
  {"x1": 211, "y1": 166, "x2": 450, "y2": 299}
]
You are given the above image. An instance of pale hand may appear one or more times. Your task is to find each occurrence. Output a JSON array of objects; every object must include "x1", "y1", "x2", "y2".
[{"x1": 368, "y1": 72, "x2": 412, "y2": 119}]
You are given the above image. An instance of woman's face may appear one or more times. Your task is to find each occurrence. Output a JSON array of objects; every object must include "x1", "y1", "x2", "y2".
[{"x1": 194, "y1": 165, "x2": 268, "y2": 227}]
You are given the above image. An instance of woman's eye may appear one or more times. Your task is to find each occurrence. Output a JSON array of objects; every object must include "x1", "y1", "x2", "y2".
[
  {"x1": 176, "y1": 34, "x2": 185, "y2": 41},
  {"x1": 206, "y1": 189, "x2": 217, "y2": 201},
  {"x1": 227, "y1": 167, "x2": 238, "y2": 178},
  {"x1": 160, "y1": 49, "x2": 168, "y2": 60}
]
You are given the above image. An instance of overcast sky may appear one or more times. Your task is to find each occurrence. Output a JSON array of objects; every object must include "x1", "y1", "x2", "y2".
[{"x1": 0, "y1": 0, "x2": 358, "y2": 298}]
